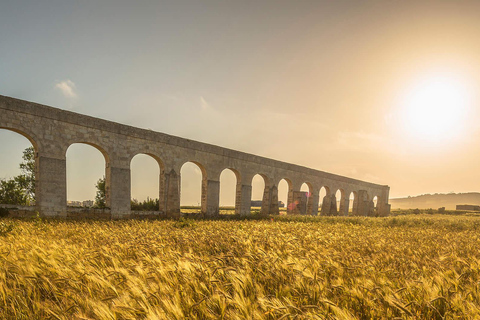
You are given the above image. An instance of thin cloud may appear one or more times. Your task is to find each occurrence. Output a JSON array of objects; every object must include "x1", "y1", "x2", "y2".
[
  {"x1": 55, "y1": 80, "x2": 77, "y2": 98},
  {"x1": 200, "y1": 96, "x2": 212, "y2": 111}
]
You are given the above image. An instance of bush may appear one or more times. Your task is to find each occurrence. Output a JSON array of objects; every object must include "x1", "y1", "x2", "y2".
[{"x1": 413, "y1": 208, "x2": 420, "y2": 214}]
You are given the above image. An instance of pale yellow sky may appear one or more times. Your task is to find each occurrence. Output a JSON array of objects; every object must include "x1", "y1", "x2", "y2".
[{"x1": 1, "y1": 1, "x2": 480, "y2": 205}]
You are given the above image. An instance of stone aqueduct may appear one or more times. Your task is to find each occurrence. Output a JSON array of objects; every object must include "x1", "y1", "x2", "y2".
[{"x1": 0, "y1": 95, "x2": 391, "y2": 218}]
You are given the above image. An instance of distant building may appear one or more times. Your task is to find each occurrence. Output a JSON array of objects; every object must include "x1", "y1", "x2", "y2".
[
  {"x1": 67, "y1": 201, "x2": 82, "y2": 207},
  {"x1": 67, "y1": 200, "x2": 94, "y2": 207},
  {"x1": 456, "y1": 204, "x2": 480, "y2": 211},
  {"x1": 251, "y1": 200, "x2": 285, "y2": 207}
]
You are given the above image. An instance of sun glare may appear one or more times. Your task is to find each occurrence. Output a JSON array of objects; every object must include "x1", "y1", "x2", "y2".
[{"x1": 401, "y1": 74, "x2": 471, "y2": 143}]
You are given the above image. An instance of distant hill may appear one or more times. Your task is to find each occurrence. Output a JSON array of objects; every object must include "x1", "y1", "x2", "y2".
[{"x1": 390, "y1": 192, "x2": 480, "y2": 210}]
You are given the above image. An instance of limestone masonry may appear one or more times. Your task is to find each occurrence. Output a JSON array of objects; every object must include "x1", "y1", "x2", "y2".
[{"x1": 0, "y1": 95, "x2": 390, "y2": 218}]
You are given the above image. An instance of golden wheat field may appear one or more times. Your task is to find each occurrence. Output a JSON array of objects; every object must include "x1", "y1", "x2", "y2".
[{"x1": 1, "y1": 214, "x2": 480, "y2": 319}]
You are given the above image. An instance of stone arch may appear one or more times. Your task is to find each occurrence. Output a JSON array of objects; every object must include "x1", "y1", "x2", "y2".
[
  {"x1": 251, "y1": 173, "x2": 268, "y2": 213},
  {"x1": 319, "y1": 186, "x2": 331, "y2": 215},
  {"x1": 180, "y1": 161, "x2": 207, "y2": 213},
  {"x1": 294, "y1": 182, "x2": 312, "y2": 215},
  {"x1": 349, "y1": 191, "x2": 358, "y2": 215},
  {"x1": 65, "y1": 143, "x2": 108, "y2": 209},
  {"x1": 0, "y1": 128, "x2": 38, "y2": 206},
  {"x1": 372, "y1": 195, "x2": 379, "y2": 216},
  {"x1": 63, "y1": 141, "x2": 110, "y2": 164},
  {"x1": 129, "y1": 153, "x2": 165, "y2": 211},
  {"x1": 278, "y1": 178, "x2": 293, "y2": 214},
  {"x1": 336, "y1": 189, "x2": 347, "y2": 215},
  {"x1": 0, "y1": 127, "x2": 40, "y2": 152},
  {"x1": 219, "y1": 167, "x2": 241, "y2": 213}
]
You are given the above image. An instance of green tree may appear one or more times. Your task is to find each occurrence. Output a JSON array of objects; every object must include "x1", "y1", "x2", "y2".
[
  {"x1": 0, "y1": 179, "x2": 28, "y2": 205},
  {"x1": 94, "y1": 176, "x2": 106, "y2": 208},
  {"x1": 0, "y1": 146, "x2": 35, "y2": 205},
  {"x1": 19, "y1": 146, "x2": 35, "y2": 202}
]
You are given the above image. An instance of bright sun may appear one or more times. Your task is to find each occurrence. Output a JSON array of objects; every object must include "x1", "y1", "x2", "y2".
[{"x1": 401, "y1": 74, "x2": 471, "y2": 143}]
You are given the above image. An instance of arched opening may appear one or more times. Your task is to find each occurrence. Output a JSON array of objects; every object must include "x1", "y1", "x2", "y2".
[
  {"x1": 373, "y1": 195, "x2": 378, "y2": 215},
  {"x1": 300, "y1": 182, "x2": 311, "y2": 215},
  {"x1": 335, "y1": 189, "x2": 344, "y2": 215},
  {"x1": 130, "y1": 154, "x2": 162, "y2": 211},
  {"x1": 251, "y1": 174, "x2": 266, "y2": 214},
  {"x1": 318, "y1": 186, "x2": 330, "y2": 214},
  {"x1": 219, "y1": 168, "x2": 239, "y2": 215},
  {"x1": 180, "y1": 161, "x2": 205, "y2": 214},
  {"x1": 0, "y1": 129, "x2": 37, "y2": 207},
  {"x1": 66, "y1": 143, "x2": 107, "y2": 209},
  {"x1": 278, "y1": 178, "x2": 291, "y2": 215},
  {"x1": 349, "y1": 191, "x2": 357, "y2": 215}
]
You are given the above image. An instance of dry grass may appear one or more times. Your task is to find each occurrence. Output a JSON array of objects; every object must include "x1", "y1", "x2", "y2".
[{"x1": 1, "y1": 214, "x2": 480, "y2": 319}]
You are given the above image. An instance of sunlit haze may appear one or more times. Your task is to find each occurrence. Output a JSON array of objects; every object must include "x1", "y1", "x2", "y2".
[{"x1": 2, "y1": 1, "x2": 480, "y2": 204}]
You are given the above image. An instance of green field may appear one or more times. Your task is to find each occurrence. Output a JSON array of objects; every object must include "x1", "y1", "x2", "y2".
[{"x1": 1, "y1": 213, "x2": 480, "y2": 319}]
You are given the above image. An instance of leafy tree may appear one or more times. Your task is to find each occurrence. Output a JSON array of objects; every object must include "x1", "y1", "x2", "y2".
[
  {"x1": 0, "y1": 146, "x2": 35, "y2": 205},
  {"x1": 0, "y1": 179, "x2": 28, "y2": 205},
  {"x1": 94, "y1": 176, "x2": 106, "y2": 208},
  {"x1": 19, "y1": 146, "x2": 35, "y2": 202}
]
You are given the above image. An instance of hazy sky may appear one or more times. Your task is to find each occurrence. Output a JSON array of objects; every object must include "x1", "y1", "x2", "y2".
[{"x1": 1, "y1": 1, "x2": 480, "y2": 205}]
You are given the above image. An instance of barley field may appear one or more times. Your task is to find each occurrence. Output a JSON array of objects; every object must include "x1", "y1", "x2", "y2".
[{"x1": 1, "y1": 214, "x2": 480, "y2": 319}]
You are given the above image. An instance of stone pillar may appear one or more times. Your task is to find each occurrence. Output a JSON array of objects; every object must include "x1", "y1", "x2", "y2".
[
  {"x1": 286, "y1": 188, "x2": 294, "y2": 214},
  {"x1": 321, "y1": 194, "x2": 338, "y2": 216},
  {"x1": 352, "y1": 194, "x2": 359, "y2": 215},
  {"x1": 291, "y1": 191, "x2": 307, "y2": 214},
  {"x1": 320, "y1": 194, "x2": 331, "y2": 216},
  {"x1": 307, "y1": 190, "x2": 319, "y2": 215},
  {"x1": 36, "y1": 154, "x2": 67, "y2": 217},
  {"x1": 106, "y1": 165, "x2": 131, "y2": 219},
  {"x1": 158, "y1": 171, "x2": 166, "y2": 213},
  {"x1": 260, "y1": 184, "x2": 271, "y2": 214},
  {"x1": 202, "y1": 179, "x2": 219, "y2": 216},
  {"x1": 164, "y1": 169, "x2": 180, "y2": 217},
  {"x1": 264, "y1": 185, "x2": 279, "y2": 214},
  {"x1": 377, "y1": 188, "x2": 391, "y2": 216},
  {"x1": 235, "y1": 183, "x2": 252, "y2": 215},
  {"x1": 339, "y1": 197, "x2": 349, "y2": 216},
  {"x1": 356, "y1": 190, "x2": 369, "y2": 216}
]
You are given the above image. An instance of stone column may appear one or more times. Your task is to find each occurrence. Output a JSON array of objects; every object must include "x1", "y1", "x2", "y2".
[
  {"x1": 264, "y1": 185, "x2": 279, "y2": 214},
  {"x1": 320, "y1": 194, "x2": 331, "y2": 216},
  {"x1": 339, "y1": 196, "x2": 349, "y2": 216},
  {"x1": 351, "y1": 194, "x2": 359, "y2": 215},
  {"x1": 292, "y1": 191, "x2": 307, "y2": 215},
  {"x1": 164, "y1": 169, "x2": 180, "y2": 217},
  {"x1": 36, "y1": 154, "x2": 67, "y2": 217},
  {"x1": 356, "y1": 190, "x2": 369, "y2": 216},
  {"x1": 106, "y1": 164, "x2": 131, "y2": 219},
  {"x1": 158, "y1": 170, "x2": 166, "y2": 213},
  {"x1": 235, "y1": 183, "x2": 252, "y2": 215},
  {"x1": 286, "y1": 188, "x2": 294, "y2": 214},
  {"x1": 202, "y1": 179, "x2": 220, "y2": 216},
  {"x1": 321, "y1": 194, "x2": 338, "y2": 216},
  {"x1": 307, "y1": 189, "x2": 319, "y2": 215}
]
